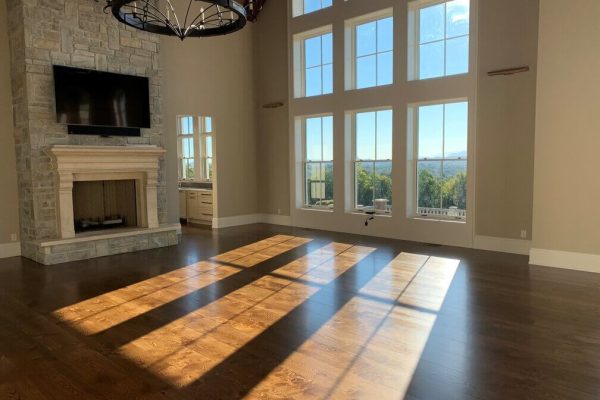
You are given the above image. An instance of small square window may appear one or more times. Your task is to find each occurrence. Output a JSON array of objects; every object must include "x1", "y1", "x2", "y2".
[{"x1": 293, "y1": 0, "x2": 332, "y2": 17}]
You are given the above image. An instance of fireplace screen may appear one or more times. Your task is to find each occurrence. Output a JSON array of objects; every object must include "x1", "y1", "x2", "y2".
[{"x1": 72, "y1": 180, "x2": 138, "y2": 232}]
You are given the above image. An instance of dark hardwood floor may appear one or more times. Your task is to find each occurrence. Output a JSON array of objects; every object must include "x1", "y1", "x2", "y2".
[{"x1": 0, "y1": 224, "x2": 598, "y2": 399}]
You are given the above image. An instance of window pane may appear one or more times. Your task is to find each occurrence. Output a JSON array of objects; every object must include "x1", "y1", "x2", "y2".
[
  {"x1": 181, "y1": 116, "x2": 193, "y2": 134},
  {"x1": 306, "y1": 117, "x2": 322, "y2": 161},
  {"x1": 306, "y1": 163, "x2": 324, "y2": 205},
  {"x1": 374, "y1": 161, "x2": 392, "y2": 207},
  {"x1": 322, "y1": 0, "x2": 332, "y2": 7},
  {"x1": 356, "y1": 21, "x2": 377, "y2": 57},
  {"x1": 356, "y1": 55, "x2": 377, "y2": 89},
  {"x1": 204, "y1": 117, "x2": 212, "y2": 133},
  {"x1": 322, "y1": 64, "x2": 333, "y2": 94},
  {"x1": 377, "y1": 51, "x2": 393, "y2": 86},
  {"x1": 182, "y1": 137, "x2": 194, "y2": 158},
  {"x1": 376, "y1": 110, "x2": 393, "y2": 160},
  {"x1": 417, "y1": 161, "x2": 442, "y2": 208},
  {"x1": 305, "y1": 36, "x2": 321, "y2": 68},
  {"x1": 446, "y1": 0, "x2": 469, "y2": 38},
  {"x1": 377, "y1": 17, "x2": 393, "y2": 53},
  {"x1": 206, "y1": 158, "x2": 213, "y2": 181},
  {"x1": 445, "y1": 36, "x2": 469, "y2": 76},
  {"x1": 321, "y1": 161, "x2": 334, "y2": 207},
  {"x1": 420, "y1": 4, "x2": 444, "y2": 43},
  {"x1": 322, "y1": 33, "x2": 333, "y2": 64},
  {"x1": 305, "y1": 66, "x2": 322, "y2": 97},
  {"x1": 205, "y1": 136, "x2": 213, "y2": 158},
  {"x1": 356, "y1": 112, "x2": 376, "y2": 160},
  {"x1": 356, "y1": 161, "x2": 374, "y2": 208},
  {"x1": 419, "y1": 41, "x2": 444, "y2": 80},
  {"x1": 322, "y1": 116, "x2": 333, "y2": 160},
  {"x1": 444, "y1": 102, "x2": 468, "y2": 158},
  {"x1": 418, "y1": 104, "x2": 444, "y2": 159},
  {"x1": 442, "y1": 160, "x2": 467, "y2": 210},
  {"x1": 304, "y1": 0, "x2": 321, "y2": 14},
  {"x1": 184, "y1": 159, "x2": 195, "y2": 180}
]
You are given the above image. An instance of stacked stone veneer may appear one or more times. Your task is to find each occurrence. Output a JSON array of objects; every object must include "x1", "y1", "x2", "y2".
[{"x1": 5, "y1": 0, "x2": 170, "y2": 262}]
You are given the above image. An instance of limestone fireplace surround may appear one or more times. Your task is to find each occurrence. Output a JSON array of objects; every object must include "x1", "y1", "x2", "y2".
[
  {"x1": 22, "y1": 145, "x2": 179, "y2": 266},
  {"x1": 49, "y1": 145, "x2": 165, "y2": 239}
]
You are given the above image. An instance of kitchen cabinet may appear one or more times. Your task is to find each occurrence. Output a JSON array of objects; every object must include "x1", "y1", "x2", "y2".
[{"x1": 180, "y1": 189, "x2": 213, "y2": 226}]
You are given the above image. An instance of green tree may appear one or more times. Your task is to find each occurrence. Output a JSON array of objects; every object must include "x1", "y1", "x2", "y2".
[
  {"x1": 418, "y1": 169, "x2": 441, "y2": 208},
  {"x1": 442, "y1": 172, "x2": 467, "y2": 209}
]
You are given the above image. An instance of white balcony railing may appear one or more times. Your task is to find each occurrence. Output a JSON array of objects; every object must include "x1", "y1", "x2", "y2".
[{"x1": 417, "y1": 207, "x2": 466, "y2": 219}]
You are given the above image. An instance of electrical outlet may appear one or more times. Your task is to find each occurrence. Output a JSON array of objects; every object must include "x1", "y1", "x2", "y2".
[
  {"x1": 520, "y1": 230, "x2": 527, "y2": 239},
  {"x1": 10, "y1": 233, "x2": 17, "y2": 242}
]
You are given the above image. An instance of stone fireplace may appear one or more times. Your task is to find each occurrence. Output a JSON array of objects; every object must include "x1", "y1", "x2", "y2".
[
  {"x1": 17, "y1": 145, "x2": 180, "y2": 266},
  {"x1": 50, "y1": 145, "x2": 164, "y2": 239}
]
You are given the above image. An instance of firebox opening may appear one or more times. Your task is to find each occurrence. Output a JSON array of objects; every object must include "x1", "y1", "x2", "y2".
[{"x1": 73, "y1": 180, "x2": 138, "y2": 233}]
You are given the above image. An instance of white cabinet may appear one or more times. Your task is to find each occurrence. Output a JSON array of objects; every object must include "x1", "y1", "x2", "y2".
[
  {"x1": 179, "y1": 191, "x2": 187, "y2": 219},
  {"x1": 181, "y1": 189, "x2": 213, "y2": 226}
]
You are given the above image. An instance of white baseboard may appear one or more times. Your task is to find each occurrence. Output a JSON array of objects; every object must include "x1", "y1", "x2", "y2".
[
  {"x1": 0, "y1": 242, "x2": 21, "y2": 259},
  {"x1": 212, "y1": 214, "x2": 263, "y2": 229},
  {"x1": 261, "y1": 214, "x2": 292, "y2": 226},
  {"x1": 529, "y1": 248, "x2": 600, "y2": 273},
  {"x1": 212, "y1": 214, "x2": 292, "y2": 229},
  {"x1": 474, "y1": 235, "x2": 531, "y2": 255}
]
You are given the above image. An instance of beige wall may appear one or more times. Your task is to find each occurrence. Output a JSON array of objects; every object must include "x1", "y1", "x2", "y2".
[
  {"x1": 0, "y1": 0, "x2": 20, "y2": 245},
  {"x1": 255, "y1": 0, "x2": 291, "y2": 216},
  {"x1": 475, "y1": 0, "x2": 538, "y2": 240},
  {"x1": 161, "y1": 27, "x2": 258, "y2": 221},
  {"x1": 532, "y1": 0, "x2": 600, "y2": 255}
]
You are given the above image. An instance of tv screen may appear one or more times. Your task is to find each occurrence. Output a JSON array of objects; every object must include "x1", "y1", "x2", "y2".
[{"x1": 53, "y1": 65, "x2": 151, "y2": 130}]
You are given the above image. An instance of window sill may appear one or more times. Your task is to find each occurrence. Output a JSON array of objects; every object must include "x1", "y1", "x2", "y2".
[
  {"x1": 300, "y1": 207, "x2": 334, "y2": 213},
  {"x1": 412, "y1": 216, "x2": 466, "y2": 224},
  {"x1": 350, "y1": 210, "x2": 392, "y2": 218}
]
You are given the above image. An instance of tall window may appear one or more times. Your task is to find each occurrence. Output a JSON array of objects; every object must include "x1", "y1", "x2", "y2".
[
  {"x1": 302, "y1": 31, "x2": 333, "y2": 97},
  {"x1": 177, "y1": 115, "x2": 214, "y2": 182},
  {"x1": 354, "y1": 15, "x2": 393, "y2": 89},
  {"x1": 304, "y1": 115, "x2": 334, "y2": 208},
  {"x1": 354, "y1": 109, "x2": 393, "y2": 212},
  {"x1": 416, "y1": 101, "x2": 468, "y2": 218},
  {"x1": 410, "y1": 0, "x2": 470, "y2": 80},
  {"x1": 178, "y1": 116, "x2": 195, "y2": 181}
]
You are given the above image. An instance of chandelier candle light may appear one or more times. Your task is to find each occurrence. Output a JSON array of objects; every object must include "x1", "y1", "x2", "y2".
[{"x1": 101, "y1": 0, "x2": 264, "y2": 40}]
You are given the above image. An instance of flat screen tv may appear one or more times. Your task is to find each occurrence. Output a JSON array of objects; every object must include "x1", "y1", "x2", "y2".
[{"x1": 53, "y1": 65, "x2": 150, "y2": 136}]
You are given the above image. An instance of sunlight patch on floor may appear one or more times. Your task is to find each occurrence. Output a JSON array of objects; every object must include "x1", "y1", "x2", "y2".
[
  {"x1": 52, "y1": 235, "x2": 310, "y2": 334},
  {"x1": 116, "y1": 243, "x2": 376, "y2": 387},
  {"x1": 245, "y1": 253, "x2": 460, "y2": 399}
]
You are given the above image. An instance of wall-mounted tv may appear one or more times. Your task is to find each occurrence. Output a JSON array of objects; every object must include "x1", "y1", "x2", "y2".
[{"x1": 53, "y1": 65, "x2": 151, "y2": 136}]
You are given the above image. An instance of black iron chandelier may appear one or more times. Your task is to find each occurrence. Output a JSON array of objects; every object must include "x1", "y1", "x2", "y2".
[{"x1": 101, "y1": 0, "x2": 264, "y2": 40}]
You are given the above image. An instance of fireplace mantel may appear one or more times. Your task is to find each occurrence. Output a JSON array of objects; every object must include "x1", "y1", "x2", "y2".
[{"x1": 49, "y1": 145, "x2": 166, "y2": 239}]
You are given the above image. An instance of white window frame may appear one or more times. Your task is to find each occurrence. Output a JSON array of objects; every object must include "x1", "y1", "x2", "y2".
[
  {"x1": 408, "y1": 0, "x2": 470, "y2": 81},
  {"x1": 302, "y1": 114, "x2": 334, "y2": 210},
  {"x1": 344, "y1": 8, "x2": 394, "y2": 91},
  {"x1": 293, "y1": 25, "x2": 333, "y2": 99},
  {"x1": 351, "y1": 107, "x2": 393, "y2": 214},
  {"x1": 177, "y1": 115, "x2": 214, "y2": 183},
  {"x1": 409, "y1": 99, "x2": 468, "y2": 221},
  {"x1": 292, "y1": 0, "x2": 333, "y2": 18}
]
